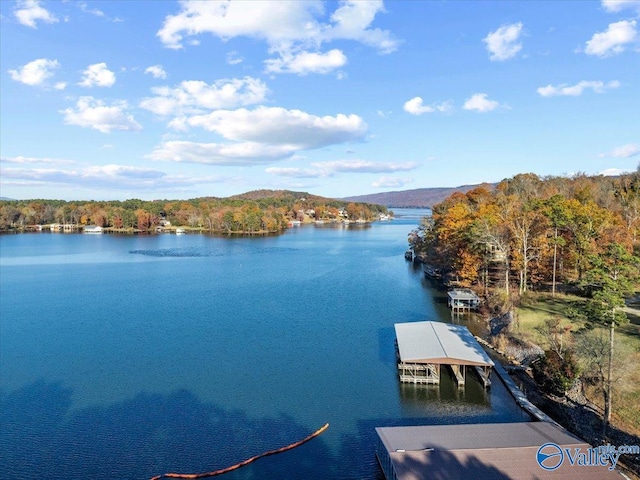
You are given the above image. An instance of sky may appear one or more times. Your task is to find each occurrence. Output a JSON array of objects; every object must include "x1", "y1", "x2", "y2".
[{"x1": 1, "y1": 0, "x2": 639, "y2": 201}]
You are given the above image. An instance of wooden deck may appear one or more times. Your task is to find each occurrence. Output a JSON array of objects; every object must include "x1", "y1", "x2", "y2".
[{"x1": 398, "y1": 362, "x2": 440, "y2": 384}]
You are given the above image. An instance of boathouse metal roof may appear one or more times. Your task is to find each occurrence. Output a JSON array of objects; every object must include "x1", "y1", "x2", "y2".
[
  {"x1": 447, "y1": 288, "x2": 480, "y2": 302},
  {"x1": 394, "y1": 321, "x2": 494, "y2": 367},
  {"x1": 375, "y1": 422, "x2": 623, "y2": 479}
]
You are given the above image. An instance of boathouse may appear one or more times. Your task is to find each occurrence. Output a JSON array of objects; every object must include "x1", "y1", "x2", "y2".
[
  {"x1": 83, "y1": 225, "x2": 103, "y2": 234},
  {"x1": 375, "y1": 422, "x2": 623, "y2": 480},
  {"x1": 394, "y1": 321, "x2": 493, "y2": 388},
  {"x1": 447, "y1": 288, "x2": 481, "y2": 311}
]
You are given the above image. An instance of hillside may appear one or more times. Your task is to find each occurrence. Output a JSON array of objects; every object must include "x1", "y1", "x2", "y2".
[
  {"x1": 228, "y1": 189, "x2": 327, "y2": 203},
  {"x1": 342, "y1": 183, "x2": 493, "y2": 207}
]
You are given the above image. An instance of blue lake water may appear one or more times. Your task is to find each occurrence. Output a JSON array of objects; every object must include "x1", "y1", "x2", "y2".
[{"x1": 0, "y1": 209, "x2": 530, "y2": 479}]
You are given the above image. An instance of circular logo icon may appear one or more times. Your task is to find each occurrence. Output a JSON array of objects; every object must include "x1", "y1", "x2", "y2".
[{"x1": 537, "y1": 442, "x2": 564, "y2": 471}]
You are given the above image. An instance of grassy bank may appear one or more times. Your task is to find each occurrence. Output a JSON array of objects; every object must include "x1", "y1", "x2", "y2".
[{"x1": 512, "y1": 292, "x2": 640, "y2": 436}]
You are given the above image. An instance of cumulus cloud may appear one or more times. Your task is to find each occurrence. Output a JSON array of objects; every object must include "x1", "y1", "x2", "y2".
[
  {"x1": 601, "y1": 0, "x2": 640, "y2": 12},
  {"x1": 600, "y1": 143, "x2": 640, "y2": 158},
  {"x1": 265, "y1": 49, "x2": 347, "y2": 75},
  {"x1": 372, "y1": 176, "x2": 413, "y2": 188},
  {"x1": 156, "y1": 0, "x2": 397, "y2": 74},
  {"x1": 171, "y1": 106, "x2": 368, "y2": 149},
  {"x1": 483, "y1": 22, "x2": 523, "y2": 61},
  {"x1": 463, "y1": 93, "x2": 503, "y2": 112},
  {"x1": 79, "y1": 63, "x2": 116, "y2": 87},
  {"x1": 325, "y1": 0, "x2": 398, "y2": 54},
  {"x1": 139, "y1": 77, "x2": 269, "y2": 116},
  {"x1": 147, "y1": 140, "x2": 297, "y2": 165},
  {"x1": 403, "y1": 97, "x2": 453, "y2": 115},
  {"x1": 537, "y1": 80, "x2": 620, "y2": 97},
  {"x1": 585, "y1": 20, "x2": 637, "y2": 57},
  {"x1": 14, "y1": 0, "x2": 58, "y2": 28},
  {"x1": 8, "y1": 58, "x2": 59, "y2": 86},
  {"x1": 61, "y1": 97, "x2": 142, "y2": 133},
  {"x1": 144, "y1": 65, "x2": 167, "y2": 79}
]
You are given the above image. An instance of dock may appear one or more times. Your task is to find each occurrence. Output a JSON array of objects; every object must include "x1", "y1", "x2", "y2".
[
  {"x1": 447, "y1": 288, "x2": 481, "y2": 312},
  {"x1": 394, "y1": 321, "x2": 494, "y2": 388}
]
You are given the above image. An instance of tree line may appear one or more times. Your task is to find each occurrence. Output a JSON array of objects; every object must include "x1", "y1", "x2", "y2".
[
  {"x1": 410, "y1": 171, "x2": 640, "y2": 298},
  {"x1": 0, "y1": 190, "x2": 388, "y2": 234}
]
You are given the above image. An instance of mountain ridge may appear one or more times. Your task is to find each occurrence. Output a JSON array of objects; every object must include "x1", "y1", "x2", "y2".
[{"x1": 342, "y1": 183, "x2": 493, "y2": 207}]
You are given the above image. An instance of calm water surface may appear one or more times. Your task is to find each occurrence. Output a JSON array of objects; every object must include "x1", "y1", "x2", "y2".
[{"x1": 0, "y1": 209, "x2": 530, "y2": 479}]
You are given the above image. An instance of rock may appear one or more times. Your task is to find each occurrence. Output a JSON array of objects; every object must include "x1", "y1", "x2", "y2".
[{"x1": 490, "y1": 311, "x2": 513, "y2": 336}]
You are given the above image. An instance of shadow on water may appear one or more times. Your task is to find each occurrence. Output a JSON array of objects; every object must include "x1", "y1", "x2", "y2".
[{"x1": 0, "y1": 381, "x2": 340, "y2": 480}]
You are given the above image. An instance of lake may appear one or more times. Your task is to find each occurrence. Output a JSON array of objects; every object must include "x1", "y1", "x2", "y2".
[{"x1": 0, "y1": 209, "x2": 530, "y2": 479}]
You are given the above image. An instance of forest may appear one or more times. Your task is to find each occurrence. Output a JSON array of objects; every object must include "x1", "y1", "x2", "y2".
[
  {"x1": 409, "y1": 171, "x2": 640, "y2": 297},
  {"x1": 0, "y1": 190, "x2": 388, "y2": 234}
]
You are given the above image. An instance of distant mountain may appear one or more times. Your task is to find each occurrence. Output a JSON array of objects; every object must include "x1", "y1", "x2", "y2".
[
  {"x1": 342, "y1": 183, "x2": 493, "y2": 208},
  {"x1": 227, "y1": 189, "x2": 326, "y2": 202}
]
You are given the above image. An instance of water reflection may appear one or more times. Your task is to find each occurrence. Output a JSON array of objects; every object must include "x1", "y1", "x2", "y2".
[{"x1": 398, "y1": 371, "x2": 491, "y2": 419}]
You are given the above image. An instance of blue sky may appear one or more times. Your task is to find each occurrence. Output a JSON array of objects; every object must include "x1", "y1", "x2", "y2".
[{"x1": 1, "y1": 0, "x2": 639, "y2": 201}]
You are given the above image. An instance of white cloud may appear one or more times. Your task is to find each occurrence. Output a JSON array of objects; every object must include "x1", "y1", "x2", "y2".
[
  {"x1": 147, "y1": 140, "x2": 297, "y2": 165},
  {"x1": 265, "y1": 159, "x2": 417, "y2": 178},
  {"x1": 14, "y1": 0, "x2": 58, "y2": 28},
  {"x1": 585, "y1": 20, "x2": 637, "y2": 57},
  {"x1": 312, "y1": 159, "x2": 418, "y2": 173},
  {"x1": 602, "y1": 0, "x2": 640, "y2": 13},
  {"x1": 79, "y1": 63, "x2": 116, "y2": 87},
  {"x1": 227, "y1": 51, "x2": 244, "y2": 65},
  {"x1": 325, "y1": 0, "x2": 398, "y2": 54},
  {"x1": 0, "y1": 155, "x2": 76, "y2": 166},
  {"x1": 140, "y1": 77, "x2": 269, "y2": 116},
  {"x1": 483, "y1": 22, "x2": 523, "y2": 61},
  {"x1": 599, "y1": 168, "x2": 630, "y2": 176},
  {"x1": 0, "y1": 163, "x2": 228, "y2": 191},
  {"x1": 463, "y1": 93, "x2": 502, "y2": 112},
  {"x1": 265, "y1": 49, "x2": 347, "y2": 75},
  {"x1": 149, "y1": 108, "x2": 368, "y2": 167},
  {"x1": 600, "y1": 143, "x2": 640, "y2": 158},
  {"x1": 157, "y1": 0, "x2": 397, "y2": 73},
  {"x1": 372, "y1": 176, "x2": 413, "y2": 188},
  {"x1": 265, "y1": 167, "x2": 333, "y2": 178},
  {"x1": 403, "y1": 97, "x2": 452, "y2": 115},
  {"x1": 61, "y1": 97, "x2": 142, "y2": 133},
  {"x1": 172, "y1": 106, "x2": 368, "y2": 149},
  {"x1": 537, "y1": 80, "x2": 620, "y2": 97},
  {"x1": 54, "y1": 81, "x2": 67, "y2": 90},
  {"x1": 78, "y1": 1, "x2": 104, "y2": 17},
  {"x1": 144, "y1": 65, "x2": 167, "y2": 79},
  {"x1": 8, "y1": 58, "x2": 59, "y2": 86}
]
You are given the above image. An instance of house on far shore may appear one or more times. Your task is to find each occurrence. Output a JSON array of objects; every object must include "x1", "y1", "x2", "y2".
[{"x1": 83, "y1": 225, "x2": 103, "y2": 234}]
